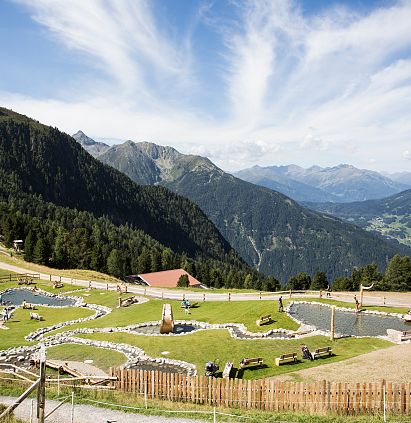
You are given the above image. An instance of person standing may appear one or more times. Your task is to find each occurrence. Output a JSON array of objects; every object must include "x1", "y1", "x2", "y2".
[
  {"x1": 354, "y1": 295, "x2": 360, "y2": 312},
  {"x1": 278, "y1": 295, "x2": 284, "y2": 312}
]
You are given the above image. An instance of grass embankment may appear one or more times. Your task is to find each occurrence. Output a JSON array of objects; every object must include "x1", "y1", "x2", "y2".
[
  {"x1": 0, "y1": 249, "x2": 121, "y2": 283},
  {"x1": 46, "y1": 344, "x2": 127, "y2": 372},
  {"x1": 1, "y1": 381, "x2": 408, "y2": 423},
  {"x1": 79, "y1": 331, "x2": 390, "y2": 380}
]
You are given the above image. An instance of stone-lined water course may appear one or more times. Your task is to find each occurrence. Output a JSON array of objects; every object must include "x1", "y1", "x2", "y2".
[{"x1": 287, "y1": 301, "x2": 410, "y2": 337}]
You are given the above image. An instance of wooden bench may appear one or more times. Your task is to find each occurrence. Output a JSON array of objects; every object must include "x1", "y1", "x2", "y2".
[
  {"x1": 275, "y1": 353, "x2": 297, "y2": 366},
  {"x1": 30, "y1": 312, "x2": 43, "y2": 321},
  {"x1": 312, "y1": 346, "x2": 333, "y2": 359},
  {"x1": 239, "y1": 357, "x2": 263, "y2": 369},
  {"x1": 256, "y1": 314, "x2": 272, "y2": 326},
  {"x1": 222, "y1": 361, "x2": 233, "y2": 378},
  {"x1": 401, "y1": 330, "x2": 411, "y2": 342}
]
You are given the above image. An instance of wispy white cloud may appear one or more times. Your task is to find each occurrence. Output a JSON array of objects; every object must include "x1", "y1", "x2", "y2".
[
  {"x1": 4, "y1": 0, "x2": 411, "y2": 172},
  {"x1": 15, "y1": 0, "x2": 190, "y2": 100}
]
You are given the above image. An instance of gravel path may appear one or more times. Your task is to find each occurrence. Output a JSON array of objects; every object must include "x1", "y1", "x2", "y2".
[
  {"x1": 0, "y1": 396, "x2": 206, "y2": 423},
  {"x1": 272, "y1": 342, "x2": 411, "y2": 383}
]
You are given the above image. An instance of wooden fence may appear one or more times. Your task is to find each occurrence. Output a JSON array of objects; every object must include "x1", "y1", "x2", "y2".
[
  {"x1": 0, "y1": 273, "x2": 40, "y2": 283},
  {"x1": 109, "y1": 368, "x2": 411, "y2": 416}
]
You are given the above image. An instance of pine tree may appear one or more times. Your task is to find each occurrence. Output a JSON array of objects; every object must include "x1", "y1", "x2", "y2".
[
  {"x1": 311, "y1": 271, "x2": 328, "y2": 290},
  {"x1": 106, "y1": 249, "x2": 124, "y2": 278},
  {"x1": 24, "y1": 230, "x2": 36, "y2": 262}
]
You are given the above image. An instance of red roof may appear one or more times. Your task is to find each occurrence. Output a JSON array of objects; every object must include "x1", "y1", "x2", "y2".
[{"x1": 138, "y1": 269, "x2": 202, "y2": 288}]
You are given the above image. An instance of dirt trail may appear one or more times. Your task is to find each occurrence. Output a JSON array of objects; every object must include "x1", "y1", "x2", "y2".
[{"x1": 272, "y1": 342, "x2": 411, "y2": 383}]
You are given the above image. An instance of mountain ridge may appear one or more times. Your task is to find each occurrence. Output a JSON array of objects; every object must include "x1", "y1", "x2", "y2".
[
  {"x1": 235, "y1": 164, "x2": 410, "y2": 203},
  {"x1": 75, "y1": 132, "x2": 411, "y2": 282}
]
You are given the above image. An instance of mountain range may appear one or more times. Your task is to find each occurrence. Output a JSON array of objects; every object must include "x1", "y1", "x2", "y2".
[
  {"x1": 73, "y1": 131, "x2": 410, "y2": 282},
  {"x1": 234, "y1": 164, "x2": 410, "y2": 203}
]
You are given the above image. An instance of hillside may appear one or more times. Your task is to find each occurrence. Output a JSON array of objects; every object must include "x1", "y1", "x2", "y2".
[
  {"x1": 82, "y1": 136, "x2": 410, "y2": 282},
  {"x1": 306, "y1": 190, "x2": 411, "y2": 248},
  {"x1": 0, "y1": 107, "x2": 269, "y2": 289},
  {"x1": 235, "y1": 164, "x2": 410, "y2": 203}
]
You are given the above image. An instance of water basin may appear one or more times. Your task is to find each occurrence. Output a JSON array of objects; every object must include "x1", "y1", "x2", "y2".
[
  {"x1": 129, "y1": 323, "x2": 198, "y2": 335},
  {"x1": 0, "y1": 288, "x2": 76, "y2": 307},
  {"x1": 289, "y1": 302, "x2": 410, "y2": 337}
]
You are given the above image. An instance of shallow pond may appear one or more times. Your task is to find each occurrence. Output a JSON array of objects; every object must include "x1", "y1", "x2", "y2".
[
  {"x1": 129, "y1": 323, "x2": 198, "y2": 335},
  {"x1": 0, "y1": 288, "x2": 76, "y2": 307},
  {"x1": 289, "y1": 302, "x2": 410, "y2": 337}
]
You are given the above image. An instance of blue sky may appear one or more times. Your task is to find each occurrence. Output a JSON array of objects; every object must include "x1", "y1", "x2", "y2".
[{"x1": 1, "y1": 0, "x2": 411, "y2": 172}]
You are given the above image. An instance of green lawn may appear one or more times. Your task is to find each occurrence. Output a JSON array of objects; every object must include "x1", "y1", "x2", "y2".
[
  {"x1": 46, "y1": 344, "x2": 127, "y2": 372},
  {"x1": 50, "y1": 294, "x2": 300, "y2": 334},
  {"x1": 0, "y1": 306, "x2": 94, "y2": 350},
  {"x1": 80, "y1": 330, "x2": 391, "y2": 380}
]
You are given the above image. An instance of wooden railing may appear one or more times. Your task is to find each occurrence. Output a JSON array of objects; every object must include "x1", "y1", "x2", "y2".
[
  {"x1": 109, "y1": 368, "x2": 411, "y2": 416},
  {"x1": 0, "y1": 273, "x2": 40, "y2": 282}
]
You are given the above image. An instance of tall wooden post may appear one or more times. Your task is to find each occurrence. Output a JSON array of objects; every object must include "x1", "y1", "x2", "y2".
[
  {"x1": 359, "y1": 283, "x2": 374, "y2": 310},
  {"x1": 330, "y1": 306, "x2": 335, "y2": 341},
  {"x1": 37, "y1": 346, "x2": 46, "y2": 423}
]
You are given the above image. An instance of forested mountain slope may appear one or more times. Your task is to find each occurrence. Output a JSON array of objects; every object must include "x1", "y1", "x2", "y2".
[
  {"x1": 0, "y1": 107, "x2": 273, "y2": 289},
  {"x1": 86, "y1": 137, "x2": 410, "y2": 282},
  {"x1": 306, "y1": 190, "x2": 411, "y2": 248}
]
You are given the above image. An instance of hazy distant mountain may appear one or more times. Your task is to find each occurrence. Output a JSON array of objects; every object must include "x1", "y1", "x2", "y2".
[
  {"x1": 235, "y1": 164, "x2": 410, "y2": 203},
  {"x1": 384, "y1": 171, "x2": 411, "y2": 186},
  {"x1": 77, "y1": 134, "x2": 410, "y2": 282},
  {"x1": 234, "y1": 165, "x2": 339, "y2": 202},
  {"x1": 306, "y1": 190, "x2": 411, "y2": 248},
  {"x1": 72, "y1": 130, "x2": 110, "y2": 157}
]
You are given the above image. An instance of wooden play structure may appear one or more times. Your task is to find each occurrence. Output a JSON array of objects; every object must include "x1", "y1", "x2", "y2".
[
  {"x1": 116, "y1": 283, "x2": 128, "y2": 294},
  {"x1": 222, "y1": 361, "x2": 233, "y2": 378},
  {"x1": 22, "y1": 301, "x2": 36, "y2": 310},
  {"x1": 18, "y1": 277, "x2": 35, "y2": 285},
  {"x1": 256, "y1": 314, "x2": 272, "y2": 326},
  {"x1": 160, "y1": 303, "x2": 174, "y2": 334},
  {"x1": 30, "y1": 312, "x2": 43, "y2": 321},
  {"x1": 118, "y1": 296, "x2": 139, "y2": 308}
]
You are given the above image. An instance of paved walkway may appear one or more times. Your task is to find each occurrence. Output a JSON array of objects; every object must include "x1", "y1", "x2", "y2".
[
  {"x1": 0, "y1": 259, "x2": 410, "y2": 307},
  {"x1": 0, "y1": 396, "x2": 206, "y2": 423}
]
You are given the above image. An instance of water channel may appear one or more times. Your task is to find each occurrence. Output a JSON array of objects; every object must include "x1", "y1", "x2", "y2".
[
  {"x1": 0, "y1": 288, "x2": 76, "y2": 307},
  {"x1": 289, "y1": 302, "x2": 410, "y2": 337}
]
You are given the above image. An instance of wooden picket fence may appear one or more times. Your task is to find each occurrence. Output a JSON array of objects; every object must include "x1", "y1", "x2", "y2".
[{"x1": 109, "y1": 368, "x2": 411, "y2": 416}]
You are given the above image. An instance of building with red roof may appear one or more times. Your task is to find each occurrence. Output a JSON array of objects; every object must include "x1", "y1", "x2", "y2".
[{"x1": 136, "y1": 268, "x2": 203, "y2": 288}]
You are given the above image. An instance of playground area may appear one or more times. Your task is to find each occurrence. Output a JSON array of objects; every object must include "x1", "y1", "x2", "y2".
[
  {"x1": 0, "y1": 271, "x2": 409, "y2": 381},
  {"x1": 0, "y1": 263, "x2": 411, "y2": 420}
]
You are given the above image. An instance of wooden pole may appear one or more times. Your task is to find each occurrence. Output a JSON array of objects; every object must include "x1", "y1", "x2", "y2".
[
  {"x1": 360, "y1": 286, "x2": 364, "y2": 310},
  {"x1": 37, "y1": 346, "x2": 46, "y2": 423},
  {"x1": 330, "y1": 305, "x2": 335, "y2": 341}
]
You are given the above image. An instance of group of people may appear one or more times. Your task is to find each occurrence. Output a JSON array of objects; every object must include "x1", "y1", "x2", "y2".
[{"x1": 1, "y1": 307, "x2": 11, "y2": 322}]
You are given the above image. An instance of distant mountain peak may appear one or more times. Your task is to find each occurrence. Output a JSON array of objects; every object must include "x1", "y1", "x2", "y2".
[{"x1": 72, "y1": 130, "x2": 110, "y2": 157}]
